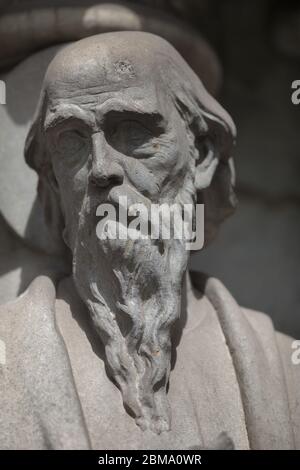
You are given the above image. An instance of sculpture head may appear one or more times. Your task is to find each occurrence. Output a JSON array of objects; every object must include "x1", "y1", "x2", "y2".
[{"x1": 25, "y1": 32, "x2": 236, "y2": 433}]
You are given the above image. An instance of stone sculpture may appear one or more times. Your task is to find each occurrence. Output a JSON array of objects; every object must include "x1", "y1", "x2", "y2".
[
  {"x1": 0, "y1": 32, "x2": 299, "y2": 450},
  {"x1": 0, "y1": 1, "x2": 221, "y2": 305}
]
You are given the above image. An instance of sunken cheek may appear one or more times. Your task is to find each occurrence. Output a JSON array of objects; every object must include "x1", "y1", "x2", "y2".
[
  {"x1": 122, "y1": 159, "x2": 162, "y2": 197},
  {"x1": 52, "y1": 157, "x2": 88, "y2": 221},
  {"x1": 122, "y1": 144, "x2": 181, "y2": 199}
]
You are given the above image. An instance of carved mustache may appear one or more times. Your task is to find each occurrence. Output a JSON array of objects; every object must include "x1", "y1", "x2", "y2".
[{"x1": 87, "y1": 182, "x2": 152, "y2": 213}]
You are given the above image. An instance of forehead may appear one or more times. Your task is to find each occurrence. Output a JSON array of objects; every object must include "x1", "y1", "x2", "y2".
[
  {"x1": 44, "y1": 42, "x2": 170, "y2": 118},
  {"x1": 47, "y1": 83, "x2": 167, "y2": 120}
]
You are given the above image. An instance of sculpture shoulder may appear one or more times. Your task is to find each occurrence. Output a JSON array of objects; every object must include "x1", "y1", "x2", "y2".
[
  {"x1": 242, "y1": 306, "x2": 278, "y2": 341},
  {"x1": 0, "y1": 275, "x2": 57, "y2": 337},
  {"x1": 274, "y1": 330, "x2": 300, "y2": 448},
  {"x1": 190, "y1": 271, "x2": 288, "y2": 351},
  {"x1": 191, "y1": 272, "x2": 300, "y2": 448},
  {"x1": 0, "y1": 275, "x2": 90, "y2": 449},
  {"x1": 238, "y1": 307, "x2": 300, "y2": 449},
  {"x1": 242, "y1": 306, "x2": 299, "y2": 381}
]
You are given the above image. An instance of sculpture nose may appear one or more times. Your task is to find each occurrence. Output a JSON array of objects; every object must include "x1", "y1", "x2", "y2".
[{"x1": 90, "y1": 133, "x2": 124, "y2": 188}]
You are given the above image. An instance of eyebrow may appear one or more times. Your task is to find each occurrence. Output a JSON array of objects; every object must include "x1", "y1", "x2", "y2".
[
  {"x1": 44, "y1": 105, "x2": 95, "y2": 131},
  {"x1": 95, "y1": 104, "x2": 166, "y2": 134},
  {"x1": 95, "y1": 98, "x2": 164, "y2": 120},
  {"x1": 102, "y1": 109, "x2": 165, "y2": 125},
  {"x1": 43, "y1": 100, "x2": 166, "y2": 132}
]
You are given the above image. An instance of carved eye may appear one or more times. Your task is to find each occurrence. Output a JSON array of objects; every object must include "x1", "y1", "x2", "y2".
[
  {"x1": 107, "y1": 120, "x2": 153, "y2": 156},
  {"x1": 56, "y1": 129, "x2": 91, "y2": 164},
  {"x1": 57, "y1": 130, "x2": 85, "y2": 152}
]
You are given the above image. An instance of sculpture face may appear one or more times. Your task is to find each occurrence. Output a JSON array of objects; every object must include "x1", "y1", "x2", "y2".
[
  {"x1": 25, "y1": 32, "x2": 235, "y2": 434},
  {"x1": 44, "y1": 58, "x2": 192, "y2": 252}
]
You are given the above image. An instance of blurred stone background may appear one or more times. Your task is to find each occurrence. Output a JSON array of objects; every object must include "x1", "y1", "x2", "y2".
[{"x1": 0, "y1": 0, "x2": 299, "y2": 337}]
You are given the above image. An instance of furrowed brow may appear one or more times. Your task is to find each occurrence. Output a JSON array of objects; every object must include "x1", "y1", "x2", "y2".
[{"x1": 44, "y1": 105, "x2": 95, "y2": 131}]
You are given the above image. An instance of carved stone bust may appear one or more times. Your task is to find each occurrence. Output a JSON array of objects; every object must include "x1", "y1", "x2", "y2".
[{"x1": 0, "y1": 32, "x2": 299, "y2": 450}]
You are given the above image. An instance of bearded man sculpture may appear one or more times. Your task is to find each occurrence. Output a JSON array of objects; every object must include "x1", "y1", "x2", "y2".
[{"x1": 0, "y1": 32, "x2": 299, "y2": 450}]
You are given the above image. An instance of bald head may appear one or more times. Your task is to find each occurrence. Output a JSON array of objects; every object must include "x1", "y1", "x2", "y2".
[
  {"x1": 44, "y1": 32, "x2": 182, "y2": 102},
  {"x1": 42, "y1": 32, "x2": 234, "y2": 133}
]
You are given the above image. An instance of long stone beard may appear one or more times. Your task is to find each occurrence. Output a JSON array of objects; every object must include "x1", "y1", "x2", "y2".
[{"x1": 71, "y1": 186, "x2": 193, "y2": 434}]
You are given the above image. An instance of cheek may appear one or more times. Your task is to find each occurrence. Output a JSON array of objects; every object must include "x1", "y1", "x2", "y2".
[
  {"x1": 121, "y1": 128, "x2": 182, "y2": 195},
  {"x1": 123, "y1": 134, "x2": 189, "y2": 199},
  {"x1": 52, "y1": 155, "x2": 90, "y2": 226},
  {"x1": 122, "y1": 159, "x2": 161, "y2": 197}
]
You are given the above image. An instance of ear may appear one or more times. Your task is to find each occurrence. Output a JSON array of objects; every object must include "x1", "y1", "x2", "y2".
[
  {"x1": 194, "y1": 136, "x2": 219, "y2": 191},
  {"x1": 194, "y1": 117, "x2": 237, "y2": 245}
]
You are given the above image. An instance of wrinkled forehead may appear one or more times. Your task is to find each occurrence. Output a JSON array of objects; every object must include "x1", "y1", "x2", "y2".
[{"x1": 44, "y1": 37, "x2": 171, "y2": 116}]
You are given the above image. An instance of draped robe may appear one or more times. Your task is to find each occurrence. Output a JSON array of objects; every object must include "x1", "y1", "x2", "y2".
[{"x1": 0, "y1": 272, "x2": 299, "y2": 450}]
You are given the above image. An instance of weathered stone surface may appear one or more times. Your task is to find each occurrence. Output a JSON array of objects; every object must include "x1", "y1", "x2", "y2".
[{"x1": 0, "y1": 32, "x2": 299, "y2": 450}]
